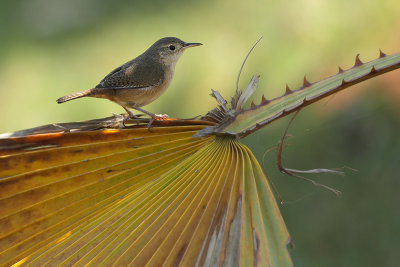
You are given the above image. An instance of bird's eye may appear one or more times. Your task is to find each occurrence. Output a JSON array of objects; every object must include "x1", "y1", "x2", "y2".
[{"x1": 169, "y1": 45, "x2": 176, "y2": 51}]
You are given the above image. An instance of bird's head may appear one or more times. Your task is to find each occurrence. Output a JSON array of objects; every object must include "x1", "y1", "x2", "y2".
[{"x1": 147, "y1": 37, "x2": 202, "y2": 66}]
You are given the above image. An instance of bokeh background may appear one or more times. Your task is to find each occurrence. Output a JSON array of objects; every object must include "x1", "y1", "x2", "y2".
[{"x1": 1, "y1": 0, "x2": 400, "y2": 266}]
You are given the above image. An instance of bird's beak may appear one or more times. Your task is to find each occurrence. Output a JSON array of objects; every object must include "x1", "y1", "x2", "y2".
[{"x1": 183, "y1": 42, "x2": 203, "y2": 48}]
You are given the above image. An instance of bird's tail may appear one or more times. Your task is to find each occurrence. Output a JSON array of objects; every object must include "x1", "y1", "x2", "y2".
[{"x1": 56, "y1": 89, "x2": 95, "y2": 104}]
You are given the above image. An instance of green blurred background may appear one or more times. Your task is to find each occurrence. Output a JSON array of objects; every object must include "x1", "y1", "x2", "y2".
[{"x1": 1, "y1": 0, "x2": 399, "y2": 266}]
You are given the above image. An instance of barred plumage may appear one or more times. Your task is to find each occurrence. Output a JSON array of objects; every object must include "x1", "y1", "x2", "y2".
[{"x1": 56, "y1": 89, "x2": 94, "y2": 103}]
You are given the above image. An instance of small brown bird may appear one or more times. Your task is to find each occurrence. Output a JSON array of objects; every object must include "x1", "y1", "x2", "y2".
[{"x1": 57, "y1": 37, "x2": 202, "y2": 123}]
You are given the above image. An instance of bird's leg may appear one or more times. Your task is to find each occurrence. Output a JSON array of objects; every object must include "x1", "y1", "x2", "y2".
[
  {"x1": 132, "y1": 106, "x2": 169, "y2": 119},
  {"x1": 131, "y1": 106, "x2": 169, "y2": 131},
  {"x1": 123, "y1": 106, "x2": 137, "y2": 118},
  {"x1": 121, "y1": 106, "x2": 143, "y2": 127},
  {"x1": 131, "y1": 106, "x2": 156, "y2": 118}
]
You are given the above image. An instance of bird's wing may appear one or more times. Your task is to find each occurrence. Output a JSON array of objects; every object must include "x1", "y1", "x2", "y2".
[{"x1": 95, "y1": 58, "x2": 164, "y2": 90}]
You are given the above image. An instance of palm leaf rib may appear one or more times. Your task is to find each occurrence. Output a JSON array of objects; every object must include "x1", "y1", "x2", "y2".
[{"x1": 0, "y1": 126, "x2": 292, "y2": 266}]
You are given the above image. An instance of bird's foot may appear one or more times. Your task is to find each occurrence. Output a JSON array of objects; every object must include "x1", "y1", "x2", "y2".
[
  {"x1": 116, "y1": 112, "x2": 142, "y2": 127},
  {"x1": 154, "y1": 114, "x2": 169, "y2": 119},
  {"x1": 147, "y1": 114, "x2": 169, "y2": 131}
]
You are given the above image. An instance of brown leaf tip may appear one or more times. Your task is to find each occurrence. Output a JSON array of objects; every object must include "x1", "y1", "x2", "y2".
[
  {"x1": 370, "y1": 66, "x2": 377, "y2": 73},
  {"x1": 285, "y1": 83, "x2": 293, "y2": 94},
  {"x1": 354, "y1": 54, "x2": 363, "y2": 67},
  {"x1": 303, "y1": 76, "x2": 312, "y2": 87},
  {"x1": 251, "y1": 101, "x2": 256, "y2": 108},
  {"x1": 379, "y1": 49, "x2": 387, "y2": 58},
  {"x1": 338, "y1": 66, "x2": 344, "y2": 73},
  {"x1": 341, "y1": 79, "x2": 347, "y2": 86}
]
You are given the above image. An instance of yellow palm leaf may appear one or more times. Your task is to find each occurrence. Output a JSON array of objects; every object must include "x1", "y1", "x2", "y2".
[{"x1": 0, "y1": 121, "x2": 291, "y2": 266}]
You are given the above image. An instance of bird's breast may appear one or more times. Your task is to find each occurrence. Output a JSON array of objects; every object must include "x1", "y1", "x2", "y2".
[{"x1": 110, "y1": 69, "x2": 174, "y2": 108}]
